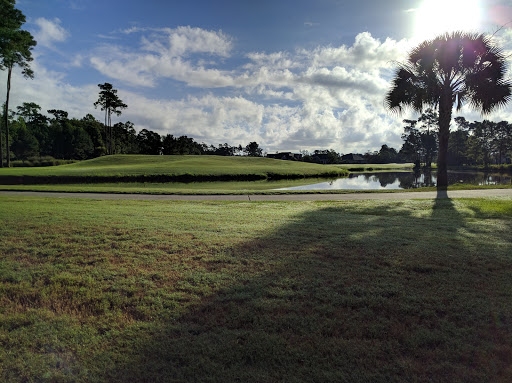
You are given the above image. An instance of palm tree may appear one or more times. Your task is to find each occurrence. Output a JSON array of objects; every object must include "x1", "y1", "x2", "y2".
[{"x1": 386, "y1": 31, "x2": 511, "y2": 189}]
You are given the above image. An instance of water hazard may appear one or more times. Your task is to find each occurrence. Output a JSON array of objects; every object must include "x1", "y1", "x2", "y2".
[{"x1": 276, "y1": 171, "x2": 512, "y2": 191}]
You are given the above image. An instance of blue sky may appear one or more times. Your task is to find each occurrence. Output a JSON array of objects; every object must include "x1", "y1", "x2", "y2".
[{"x1": 4, "y1": 0, "x2": 512, "y2": 153}]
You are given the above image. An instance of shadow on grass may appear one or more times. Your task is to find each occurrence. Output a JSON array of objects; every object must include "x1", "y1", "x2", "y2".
[{"x1": 104, "y1": 198, "x2": 512, "y2": 383}]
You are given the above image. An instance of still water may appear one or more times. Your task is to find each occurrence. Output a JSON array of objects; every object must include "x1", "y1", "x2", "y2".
[{"x1": 276, "y1": 171, "x2": 512, "y2": 191}]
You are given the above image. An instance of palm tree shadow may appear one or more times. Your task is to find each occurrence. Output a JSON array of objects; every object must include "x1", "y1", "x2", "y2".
[
  {"x1": 104, "y1": 198, "x2": 512, "y2": 383},
  {"x1": 432, "y1": 189, "x2": 459, "y2": 219}
]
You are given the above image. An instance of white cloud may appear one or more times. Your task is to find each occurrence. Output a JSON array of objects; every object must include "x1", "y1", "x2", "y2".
[
  {"x1": 90, "y1": 26, "x2": 234, "y2": 88},
  {"x1": 309, "y1": 32, "x2": 410, "y2": 71},
  {"x1": 33, "y1": 18, "x2": 69, "y2": 48},
  {"x1": 0, "y1": 60, "x2": 97, "y2": 120},
  {"x1": 167, "y1": 26, "x2": 232, "y2": 57},
  {"x1": 245, "y1": 51, "x2": 301, "y2": 70},
  {"x1": 120, "y1": 26, "x2": 233, "y2": 57},
  {"x1": 69, "y1": 54, "x2": 84, "y2": 68}
]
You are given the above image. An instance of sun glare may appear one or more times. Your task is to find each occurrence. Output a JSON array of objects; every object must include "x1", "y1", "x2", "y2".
[{"x1": 414, "y1": 0, "x2": 482, "y2": 41}]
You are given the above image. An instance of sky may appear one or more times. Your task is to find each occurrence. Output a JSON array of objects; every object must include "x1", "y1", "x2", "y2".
[{"x1": 3, "y1": 0, "x2": 512, "y2": 154}]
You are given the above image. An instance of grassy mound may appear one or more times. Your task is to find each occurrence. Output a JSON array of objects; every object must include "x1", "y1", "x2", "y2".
[{"x1": 0, "y1": 155, "x2": 348, "y2": 184}]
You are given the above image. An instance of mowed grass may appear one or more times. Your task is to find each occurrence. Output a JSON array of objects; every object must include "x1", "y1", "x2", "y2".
[
  {"x1": 1, "y1": 196, "x2": 512, "y2": 382},
  {"x1": 0, "y1": 154, "x2": 347, "y2": 179}
]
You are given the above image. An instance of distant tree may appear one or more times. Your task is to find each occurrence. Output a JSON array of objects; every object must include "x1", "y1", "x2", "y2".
[
  {"x1": 0, "y1": 0, "x2": 37, "y2": 167},
  {"x1": 376, "y1": 144, "x2": 399, "y2": 164},
  {"x1": 48, "y1": 118, "x2": 74, "y2": 159},
  {"x1": 327, "y1": 149, "x2": 341, "y2": 164},
  {"x1": 215, "y1": 143, "x2": 235, "y2": 156},
  {"x1": 10, "y1": 116, "x2": 38, "y2": 162},
  {"x1": 16, "y1": 105, "x2": 48, "y2": 157},
  {"x1": 400, "y1": 119, "x2": 422, "y2": 166},
  {"x1": 199, "y1": 142, "x2": 210, "y2": 154},
  {"x1": 162, "y1": 134, "x2": 176, "y2": 155},
  {"x1": 137, "y1": 129, "x2": 161, "y2": 155},
  {"x1": 46, "y1": 109, "x2": 93, "y2": 160},
  {"x1": 94, "y1": 83, "x2": 127, "y2": 155},
  {"x1": 71, "y1": 123, "x2": 94, "y2": 160},
  {"x1": 302, "y1": 154, "x2": 314, "y2": 163},
  {"x1": 178, "y1": 136, "x2": 202, "y2": 155},
  {"x1": 80, "y1": 114, "x2": 105, "y2": 157},
  {"x1": 386, "y1": 32, "x2": 512, "y2": 189},
  {"x1": 47, "y1": 109, "x2": 68, "y2": 121},
  {"x1": 112, "y1": 121, "x2": 138, "y2": 154},
  {"x1": 470, "y1": 120, "x2": 496, "y2": 167},
  {"x1": 417, "y1": 108, "x2": 438, "y2": 167},
  {"x1": 454, "y1": 116, "x2": 470, "y2": 131},
  {"x1": 244, "y1": 141, "x2": 262, "y2": 157},
  {"x1": 492, "y1": 121, "x2": 512, "y2": 165},
  {"x1": 16, "y1": 102, "x2": 42, "y2": 122}
]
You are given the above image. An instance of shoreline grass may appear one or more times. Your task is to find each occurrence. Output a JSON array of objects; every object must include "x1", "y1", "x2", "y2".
[{"x1": 1, "y1": 196, "x2": 512, "y2": 382}]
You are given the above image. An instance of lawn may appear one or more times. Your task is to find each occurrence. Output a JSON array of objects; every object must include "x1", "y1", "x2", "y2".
[
  {"x1": 1, "y1": 196, "x2": 512, "y2": 382},
  {"x1": 0, "y1": 154, "x2": 347, "y2": 181}
]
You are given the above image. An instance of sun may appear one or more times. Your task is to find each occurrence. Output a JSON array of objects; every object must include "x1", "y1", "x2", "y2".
[{"x1": 414, "y1": 0, "x2": 483, "y2": 41}]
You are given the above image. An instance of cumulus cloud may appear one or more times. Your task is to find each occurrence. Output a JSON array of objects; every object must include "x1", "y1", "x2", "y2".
[
  {"x1": 33, "y1": 18, "x2": 69, "y2": 48},
  {"x1": 8, "y1": 29, "x2": 418, "y2": 152},
  {"x1": 90, "y1": 26, "x2": 234, "y2": 88},
  {"x1": 308, "y1": 32, "x2": 410, "y2": 70},
  {"x1": 0, "y1": 60, "x2": 97, "y2": 120},
  {"x1": 245, "y1": 51, "x2": 302, "y2": 70}
]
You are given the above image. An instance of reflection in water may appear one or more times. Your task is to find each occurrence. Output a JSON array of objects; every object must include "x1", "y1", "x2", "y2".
[{"x1": 276, "y1": 171, "x2": 512, "y2": 191}]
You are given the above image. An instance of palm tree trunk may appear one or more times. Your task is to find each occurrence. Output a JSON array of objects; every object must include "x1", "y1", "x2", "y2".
[
  {"x1": 5, "y1": 66, "x2": 13, "y2": 168},
  {"x1": 437, "y1": 89, "x2": 452, "y2": 190}
]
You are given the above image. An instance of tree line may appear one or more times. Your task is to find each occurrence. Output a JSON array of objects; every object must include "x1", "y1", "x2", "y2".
[
  {"x1": 397, "y1": 108, "x2": 512, "y2": 168},
  {"x1": 0, "y1": 101, "x2": 265, "y2": 164},
  {"x1": 4, "y1": 98, "x2": 510, "y2": 167}
]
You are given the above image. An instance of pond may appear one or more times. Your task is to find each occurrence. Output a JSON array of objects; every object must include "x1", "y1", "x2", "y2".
[{"x1": 275, "y1": 171, "x2": 512, "y2": 191}]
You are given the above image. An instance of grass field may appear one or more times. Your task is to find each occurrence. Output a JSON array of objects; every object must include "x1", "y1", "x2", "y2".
[
  {"x1": 0, "y1": 155, "x2": 347, "y2": 181},
  {"x1": 1, "y1": 196, "x2": 512, "y2": 382}
]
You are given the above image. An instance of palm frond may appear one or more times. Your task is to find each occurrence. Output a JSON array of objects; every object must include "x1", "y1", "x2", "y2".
[{"x1": 386, "y1": 31, "x2": 512, "y2": 116}]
